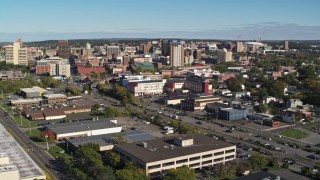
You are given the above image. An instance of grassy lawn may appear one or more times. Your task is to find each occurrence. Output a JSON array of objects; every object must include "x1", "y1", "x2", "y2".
[
  {"x1": 48, "y1": 145, "x2": 72, "y2": 160},
  {"x1": 13, "y1": 115, "x2": 38, "y2": 128},
  {"x1": 280, "y1": 129, "x2": 308, "y2": 139},
  {"x1": 305, "y1": 123, "x2": 320, "y2": 129},
  {"x1": 25, "y1": 128, "x2": 43, "y2": 142}
]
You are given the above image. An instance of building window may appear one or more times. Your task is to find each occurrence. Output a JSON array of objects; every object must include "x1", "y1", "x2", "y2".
[
  {"x1": 189, "y1": 163, "x2": 200, "y2": 167},
  {"x1": 225, "y1": 155, "x2": 235, "y2": 160},
  {"x1": 214, "y1": 151, "x2": 224, "y2": 156},
  {"x1": 225, "y1": 149, "x2": 235, "y2": 154},
  {"x1": 214, "y1": 158, "x2": 224, "y2": 162},
  {"x1": 190, "y1": 156, "x2": 200, "y2": 161},
  {"x1": 176, "y1": 159, "x2": 188, "y2": 164},
  {"x1": 202, "y1": 154, "x2": 212, "y2": 159},
  {"x1": 163, "y1": 162, "x2": 174, "y2": 167},
  {"x1": 148, "y1": 164, "x2": 161, "y2": 170},
  {"x1": 202, "y1": 160, "x2": 212, "y2": 165}
]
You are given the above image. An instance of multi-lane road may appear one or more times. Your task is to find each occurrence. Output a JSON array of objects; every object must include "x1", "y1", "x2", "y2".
[{"x1": 0, "y1": 108, "x2": 67, "y2": 180}]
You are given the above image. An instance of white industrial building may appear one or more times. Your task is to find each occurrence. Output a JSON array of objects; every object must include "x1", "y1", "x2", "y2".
[
  {"x1": 0, "y1": 124, "x2": 46, "y2": 180},
  {"x1": 44, "y1": 119, "x2": 122, "y2": 140},
  {"x1": 127, "y1": 80, "x2": 166, "y2": 96}
]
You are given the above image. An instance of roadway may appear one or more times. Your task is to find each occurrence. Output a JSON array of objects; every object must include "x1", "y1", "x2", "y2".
[
  {"x1": 0, "y1": 108, "x2": 68, "y2": 180},
  {"x1": 87, "y1": 81, "x2": 320, "y2": 173}
]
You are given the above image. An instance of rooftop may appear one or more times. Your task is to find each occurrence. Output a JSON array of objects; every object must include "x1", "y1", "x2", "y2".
[
  {"x1": 43, "y1": 94, "x2": 67, "y2": 98},
  {"x1": 0, "y1": 123, "x2": 45, "y2": 179},
  {"x1": 45, "y1": 118, "x2": 119, "y2": 134},
  {"x1": 115, "y1": 133, "x2": 235, "y2": 163},
  {"x1": 11, "y1": 98, "x2": 42, "y2": 104},
  {"x1": 20, "y1": 86, "x2": 47, "y2": 93},
  {"x1": 67, "y1": 130, "x2": 155, "y2": 148}
]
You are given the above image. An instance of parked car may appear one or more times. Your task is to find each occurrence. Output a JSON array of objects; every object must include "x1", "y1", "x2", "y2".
[{"x1": 307, "y1": 155, "x2": 320, "y2": 160}]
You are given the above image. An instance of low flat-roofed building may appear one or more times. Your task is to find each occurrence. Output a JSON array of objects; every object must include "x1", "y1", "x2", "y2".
[
  {"x1": 20, "y1": 86, "x2": 48, "y2": 98},
  {"x1": 165, "y1": 79, "x2": 185, "y2": 92},
  {"x1": 44, "y1": 118, "x2": 122, "y2": 140},
  {"x1": 218, "y1": 108, "x2": 249, "y2": 121},
  {"x1": 42, "y1": 94, "x2": 67, "y2": 105},
  {"x1": 0, "y1": 124, "x2": 46, "y2": 180},
  {"x1": 10, "y1": 98, "x2": 42, "y2": 107},
  {"x1": 181, "y1": 95, "x2": 223, "y2": 112},
  {"x1": 24, "y1": 105, "x2": 91, "y2": 120},
  {"x1": 67, "y1": 130, "x2": 155, "y2": 151},
  {"x1": 114, "y1": 133, "x2": 236, "y2": 178},
  {"x1": 0, "y1": 71, "x2": 25, "y2": 82},
  {"x1": 127, "y1": 80, "x2": 166, "y2": 96}
]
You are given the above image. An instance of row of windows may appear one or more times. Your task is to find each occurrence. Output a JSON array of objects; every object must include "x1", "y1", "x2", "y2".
[{"x1": 148, "y1": 153, "x2": 236, "y2": 170}]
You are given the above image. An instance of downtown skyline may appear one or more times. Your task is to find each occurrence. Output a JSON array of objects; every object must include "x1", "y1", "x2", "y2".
[{"x1": 1, "y1": 0, "x2": 320, "y2": 41}]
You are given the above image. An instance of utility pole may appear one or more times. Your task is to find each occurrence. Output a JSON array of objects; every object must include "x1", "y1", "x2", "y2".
[{"x1": 45, "y1": 135, "x2": 49, "y2": 150}]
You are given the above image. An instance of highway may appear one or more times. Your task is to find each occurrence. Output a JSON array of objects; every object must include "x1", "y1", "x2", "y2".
[{"x1": 0, "y1": 108, "x2": 66, "y2": 180}]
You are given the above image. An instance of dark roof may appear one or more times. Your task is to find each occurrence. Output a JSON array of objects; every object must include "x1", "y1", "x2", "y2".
[
  {"x1": 45, "y1": 118, "x2": 119, "y2": 134},
  {"x1": 43, "y1": 110, "x2": 65, "y2": 117},
  {"x1": 24, "y1": 105, "x2": 91, "y2": 116},
  {"x1": 115, "y1": 133, "x2": 234, "y2": 163},
  {"x1": 166, "y1": 79, "x2": 185, "y2": 83},
  {"x1": 234, "y1": 171, "x2": 286, "y2": 180},
  {"x1": 67, "y1": 130, "x2": 155, "y2": 148}
]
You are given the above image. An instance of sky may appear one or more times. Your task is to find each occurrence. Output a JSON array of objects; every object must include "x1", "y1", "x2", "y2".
[{"x1": 0, "y1": 0, "x2": 320, "y2": 41}]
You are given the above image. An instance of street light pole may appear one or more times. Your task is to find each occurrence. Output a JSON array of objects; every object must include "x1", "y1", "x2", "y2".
[
  {"x1": 45, "y1": 135, "x2": 49, "y2": 150},
  {"x1": 29, "y1": 121, "x2": 31, "y2": 135},
  {"x1": 20, "y1": 116, "x2": 22, "y2": 126}
]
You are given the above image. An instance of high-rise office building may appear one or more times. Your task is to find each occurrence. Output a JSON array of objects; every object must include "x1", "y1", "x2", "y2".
[
  {"x1": 217, "y1": 48, "x2": 232, "y2": 63},
  {"x1": 5, "y1": 39, "x2": 28, "y2": 66},
  {"x1": 161, "y1": 40, "x2": 170, "y2": 56},
  {"x1": 142, "y1": 43, "x2": 153, "y2": 54},
  {"x1": 170, "y1": 43, "x2": 184, "y2": 67},
  {"x1": 58, "y1": 40, "x2": 70, "y2": 59},
  {"x1": 284, "y1": 41, "x2": 289, "y2": 50},
  {"x1": 236, "y1": 42, "x2": 245, "y2": 53},
  {"x1": 106, "y1": 46, "x2": 119, "y2": 59}
]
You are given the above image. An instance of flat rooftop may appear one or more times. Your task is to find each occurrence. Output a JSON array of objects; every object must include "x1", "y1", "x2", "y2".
[
  {"x1": 43, "y1": 94, "x2": 67, "y2": 98},
  {"x1": 20, "y1": 86, "x2": 47, "y2": 93},
  {"x1": 115, "y1": 133, "x2": 235, "y2": 163},
  {"x1": 0, "y1": 123, "x2": 45, "y2": 179},
  {"x1": 67, "y1": 130, "x2": 155, "y2": 148},
  {"x1": 11, "y1": 98, "x2": 42, "y2": 103},
  {"x1": 45, "y1": 118, "x2": 119, "y2": 134}
]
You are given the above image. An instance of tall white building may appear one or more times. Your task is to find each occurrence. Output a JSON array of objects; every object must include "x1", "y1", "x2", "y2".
[
  {"x1": 236, "y1": 42, "x2": 245, "y2": 53},
  {"x1": 106, "y1": 46, "x2": 119, "y2": 59},
  {"x1": 5, "y1": 40, "x2": 28, "y2": 66},
  {"x1": 49, "y1": 60, "x2": 71, "y2": 78},
  {"x1": 170, "y1": 44, "x2": 184, "y2": 67},
  {"x1": 217, "y1": 48, "x2": 232, "y2": 63}
]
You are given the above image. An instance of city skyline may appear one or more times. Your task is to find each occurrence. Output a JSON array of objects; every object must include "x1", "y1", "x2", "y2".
[{"x1": 1, "y1": 0, "x2": 320, "y2": 41}]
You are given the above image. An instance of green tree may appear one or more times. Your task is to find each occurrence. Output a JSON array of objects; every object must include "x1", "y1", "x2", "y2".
[
  {"x1": 116, "y1": 163, "x2": 149, "y2": 180},
  {"x1": 105, "y1": 151, "x2": 121, "y2": 168},
  {"x1": 301, "y1": 166, "x2": 313, "y2": 177},
  {"x1": 268, "y1": 157, "x2": 280, "y2": 168},
  {"x1": 249, "y1": 153, "x2": 268, "y2": 170},
  {"x1": 83, "y1": 84, "x2": 90, "y2": 92},
  {"x1": 226, "y1": 77, "x2": 242, "y2": 92},
  {"x1": 65, "y1": 86, "x2": 81, "y2": 96},
  {"x1": 255, "y1": 104, "x2": 268, "y2": 113},
  {"x1": 163, "y1": 165, "x2": 196, "y2": 180},
  {"x1": 209, "y1": 79, "x2": 219, "y2": 89}
]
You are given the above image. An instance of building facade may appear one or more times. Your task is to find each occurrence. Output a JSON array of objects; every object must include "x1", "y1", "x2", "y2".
[
  {"x1": 114, "y1": 134, "x2": 236, "y2": 178},
  {"x1": 5, "y1": 40, "x2": 28, "y2": 66},
  {"x1": 127, "y1": 80, "x2": 166, "y2": 96},
  {"x1": 58, "y1": 40, "x2": 70, "y2": 59}
]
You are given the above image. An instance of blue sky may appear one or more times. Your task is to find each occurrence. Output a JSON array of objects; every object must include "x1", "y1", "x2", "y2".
[{"x1": 0, "y1": 0, "x2": 319, "y2": 41}]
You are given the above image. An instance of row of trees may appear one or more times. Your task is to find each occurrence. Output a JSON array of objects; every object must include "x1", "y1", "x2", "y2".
[{"x1": 97, "y1": 84, "x2": 139, "y2": 106}]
